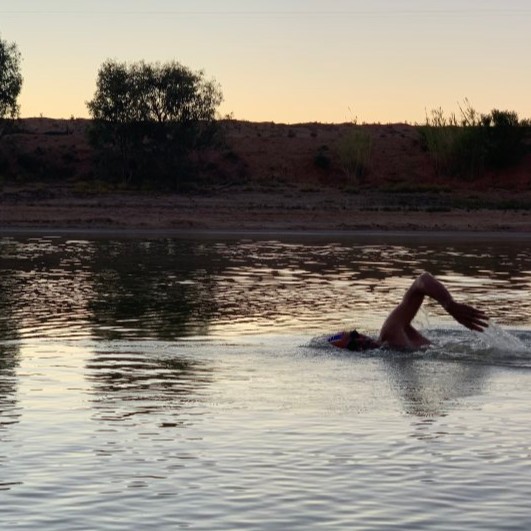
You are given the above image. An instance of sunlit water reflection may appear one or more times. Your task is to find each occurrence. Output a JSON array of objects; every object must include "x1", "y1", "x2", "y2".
[{"x1": 1, "y1": 233, "x2": 531, "y2": 529}]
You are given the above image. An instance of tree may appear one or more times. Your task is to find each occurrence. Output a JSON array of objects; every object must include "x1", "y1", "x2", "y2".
[
  {"x1": 0, "y1": 35, "x2": 23, "y2": 134},
  {"x1": 86, "y1": 60, "x2": 223, "y2": 188}
]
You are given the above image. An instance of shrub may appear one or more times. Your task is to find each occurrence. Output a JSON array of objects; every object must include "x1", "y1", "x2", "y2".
[
  {"x1": 420, "y1": 101, "x2": 529, "y2": 179},
  {"x1": 420, "y1": 103, "x2": 485, "y2": 178},
  {"x1": 336, "y1": 128, "x2": 372, "y2": 181},
  {"x1": 482, "y1": 109, "x2": 526, "y2": 168}
]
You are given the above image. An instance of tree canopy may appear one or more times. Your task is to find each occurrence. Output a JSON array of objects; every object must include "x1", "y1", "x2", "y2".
[
  {"x1": 0, "y1": 35, "x2": 23, "y2": 123},
  {"x1": 86, "y1": 60, "x2": 223, "y2": 188}
]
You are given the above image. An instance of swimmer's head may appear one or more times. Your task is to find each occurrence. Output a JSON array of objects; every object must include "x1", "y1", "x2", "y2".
[{"x1": 328, "y1": 330, "x2": 379, "y2": 351}]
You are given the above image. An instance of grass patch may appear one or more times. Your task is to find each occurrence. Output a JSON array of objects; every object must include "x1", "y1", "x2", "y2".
[
  {"x1": 420, "y1": 100, "x2": 530, "y2": 179},
  {"x1": 337, "y1": 127, "x2": 372, "y2": 182}
]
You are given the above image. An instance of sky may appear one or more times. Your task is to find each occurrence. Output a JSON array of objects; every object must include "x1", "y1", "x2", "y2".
[{"x1": 1, "y1": 0, "x2": 530, "y2": 124}]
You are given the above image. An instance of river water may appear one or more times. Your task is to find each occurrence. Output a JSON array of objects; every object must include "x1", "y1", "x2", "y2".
[{"x1": 1, "y1": 232, "x2": 531, "y2": 529}]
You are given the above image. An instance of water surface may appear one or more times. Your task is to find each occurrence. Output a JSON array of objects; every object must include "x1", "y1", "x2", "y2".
[{"x1": 1, "y1": 233, "x2": 531, "y2": 529}]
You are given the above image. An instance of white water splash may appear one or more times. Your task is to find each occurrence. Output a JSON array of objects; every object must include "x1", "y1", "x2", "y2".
[
  {"x1": 412, "y1": 307, "x2": 431, "y2": 331},
  {"x1": 475, "y1": 321, "x2": 528, "y2": 352}
]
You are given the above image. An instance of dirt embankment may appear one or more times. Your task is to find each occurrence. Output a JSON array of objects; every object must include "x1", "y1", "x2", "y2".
[{"x1": 1, "y1": 118, "x2": 530, "y2": 232}]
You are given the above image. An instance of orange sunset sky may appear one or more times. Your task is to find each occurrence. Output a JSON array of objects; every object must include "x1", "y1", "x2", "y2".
[{"x1": 1, "y1": 0, "x2": 530, "y2": 124}]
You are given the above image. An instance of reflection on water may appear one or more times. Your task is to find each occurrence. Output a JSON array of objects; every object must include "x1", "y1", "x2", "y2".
[
  {"x1": 0, "y1": 343, "x2": 20, "y2": 433},
  {"x1": 88, "y1": 240, "x2": 220, "y2": 340},
  {"x1": 87, "y1": 345, "x2": 213, "y2": 424},
  {"x1": 0, "y1": 269, "x2": 21, "y2": 436},
  {"x1": 1, "y1": 235, "x2": 531, "y2": 341},
  {"x1": 384, "y1": 355, "x2": 490, "y2": 419},
  {"x1": 2, "y1": 234, "x2": 531, "y2": 529}
]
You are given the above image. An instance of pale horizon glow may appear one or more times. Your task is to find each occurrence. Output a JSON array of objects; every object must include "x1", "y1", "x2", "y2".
[{"x1": 1, "y1": 0, "x2": 530, "y2": 124}]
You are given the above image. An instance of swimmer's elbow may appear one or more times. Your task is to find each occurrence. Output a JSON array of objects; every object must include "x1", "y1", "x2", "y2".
[
  {"x1": 412, "y1": 272, "x2": 434, "y2": 293},
  {"x1": 417, "y1": 271, "x2": 434, "y2": 284},
  {"x1": 405, "y1": 272, "x2": 441, "y2": 302}
]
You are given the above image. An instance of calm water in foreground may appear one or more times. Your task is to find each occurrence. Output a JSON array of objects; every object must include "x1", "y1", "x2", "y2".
[{"x1": 1, "y1": 232, "x2": 531, "y2": 530}]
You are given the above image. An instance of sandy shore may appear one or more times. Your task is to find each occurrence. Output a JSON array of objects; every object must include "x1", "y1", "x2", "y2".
[{"x1": 1, "y1": 188, "x2": 531, "y2": 233}]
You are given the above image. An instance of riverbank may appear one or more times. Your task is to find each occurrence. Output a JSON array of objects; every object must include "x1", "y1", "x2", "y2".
[
  {"x1": 1, "y1": 185, "x2": 531, "y2": 232},
  {"x1": 1, "y1": 118, "x2": 530, "y2": 233}
]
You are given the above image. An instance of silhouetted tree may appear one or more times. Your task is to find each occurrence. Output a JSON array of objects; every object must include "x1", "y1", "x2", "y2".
[
  {"x1": 0, "y1": 35, "x2": 23, "y2": 136},
  {"x1": 86, "y1": 60, "x2": 223, "y2": 188}
]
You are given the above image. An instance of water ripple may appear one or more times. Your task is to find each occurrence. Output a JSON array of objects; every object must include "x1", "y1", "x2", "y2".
[
  {"x1": 2, "y1": 235, "x2": 531, "y2": 340},
  {"x1": 2, "y1": 235, "x2": 531, "y2": 529}
]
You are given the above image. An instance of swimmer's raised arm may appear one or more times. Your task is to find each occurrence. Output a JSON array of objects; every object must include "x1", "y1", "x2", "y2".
[
  {"x1": 417, "y1": 272, "x2": 488, "y2": 331},
  {"x1": 377, "y1": 273, "x2": 488, "y2": 350},
  {"x1": 443, "y1": 298, "x2": 489, "y2": 332},
  {"x1": 387, "y1": 272, "x2": 488, "y2": 332},
  {"x1": 331, "y1": 272, "x2": 488, "y2": 352}
]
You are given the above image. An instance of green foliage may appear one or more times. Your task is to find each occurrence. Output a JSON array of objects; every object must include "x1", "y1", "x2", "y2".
[
  {"x1": 86, "y1": 59, "x2": 223, "y2": 189},
  {"x1": 337, "y1": 127, "x2": 372, "y2": 181},
  {"x1": 0, "y1": 35, "x2": 23, "y2": 134},
  {"x1": 421, "y1": 101, "x2": 528, "y2": 179}
]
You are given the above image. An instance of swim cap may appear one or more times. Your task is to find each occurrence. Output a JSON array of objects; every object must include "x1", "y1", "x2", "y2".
[{"x1": 328, "y1": 330, "x2": 378, "y2": 351}]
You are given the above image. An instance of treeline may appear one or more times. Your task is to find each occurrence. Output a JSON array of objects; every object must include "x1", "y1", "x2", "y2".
[
  {"x1": 1, "y1": 35, "x2": 225, "y2": 190},
  {"x1": 1, "y1": 34, "x2": 531, "y2": 190}
]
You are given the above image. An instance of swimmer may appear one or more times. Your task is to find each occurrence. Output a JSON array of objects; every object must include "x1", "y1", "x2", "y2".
[{"x1": 329, "y1": 272, "x2": 488, "y2": 351}]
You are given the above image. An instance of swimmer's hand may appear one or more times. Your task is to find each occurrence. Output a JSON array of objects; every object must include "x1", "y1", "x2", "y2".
[{"x1": 445, "y1": 300, "x2": 489, "y2": 332}]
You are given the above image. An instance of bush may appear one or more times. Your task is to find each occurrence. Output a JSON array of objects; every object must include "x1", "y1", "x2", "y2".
[
  {"x1": 421, "y1": 101, "x2": 529, "y2": 179},
  {"x1": 336, "y1": 128, "x2": 372, "y2": 181},
  {"x1": 483, "y1": 109, "x2": 526, "y2": 168}
]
